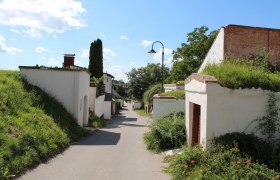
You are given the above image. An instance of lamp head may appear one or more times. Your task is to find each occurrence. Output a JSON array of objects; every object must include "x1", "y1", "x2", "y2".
[{"x1": 148, "y1": 48, "x2": 156, "y2": 55}]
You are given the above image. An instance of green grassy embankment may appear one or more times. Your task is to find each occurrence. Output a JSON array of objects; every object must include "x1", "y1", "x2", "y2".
[{"x1": 0, "y1": 70, "x2": 88, "y2": 178}]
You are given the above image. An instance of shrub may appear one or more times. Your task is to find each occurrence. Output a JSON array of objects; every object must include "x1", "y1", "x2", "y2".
[
  {"x1": 115, "y1": 99, "x2": 121, "y2": 114},
  {"x1": 165, "y1": 145, "x2": 278, "y2": 179},
  {"x1": 160, "y1": 90, "x2": 185, "y2": 99},
  {"x1": 176, "y1": 81, "x2": 185, "y2": 86},
  {"x1": 88, "y1": 111, "x2": 106, "y2": 128},
  {"x1": 143, "y1": 84, "x2": 161, "y2": 105},
  {"x1": 144, "y1": 112, "x2": 186, "y2": 152},
  {"x1": 203, "y1": 63, "x2": 280, "y2": 92},
  {"x1": 125, "y1": 97, "x2": 131, "y2": 103},
  {"x1": 212, "y1": 132, "x2": 280, "y2": 170}
]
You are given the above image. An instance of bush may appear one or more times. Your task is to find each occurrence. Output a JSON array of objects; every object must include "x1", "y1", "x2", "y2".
[
  {"x1": 160, "y1": 90, "x2": 185, "y2": 99},
  {"x1": 165, "y1": 145, "x2": 278, "y2": 179},
  {"x1": 144, "y1": 112, "x2": 186, "y2": 152},
  {"x1": 203, "y1": 63, "x2": 280, "y2": 92},
  {"x1": 212, "y1": 132, "x2": 280, "y2": 170},
  {"x1": 115, "y1": 99, "x2": 121, "y2": 114},
  {"x1": 143, "y1": 84, "x2": 161, "y2": 105},
  {"x1": 125, "y1": 97, "x2": 131, "y2": 103},
  {"x1": 88, "y1": 111, "x2": 106, "y2": 128}
]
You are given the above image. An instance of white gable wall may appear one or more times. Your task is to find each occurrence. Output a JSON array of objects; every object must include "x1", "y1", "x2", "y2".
[
  {"x1": 77, "y1": 72, "x2": 90, "y2": 126},
  {"x1": 20, "y1": 68, "x2": 90, "y2": 126},
  {"x1": 104, "y1": 75, "x2": 113, "y2": 93},
  {"x1": 185, "y1": 80, "x2": 208, "y2": 147},
  {"x1": 198, "y1": 28, "x2": 224, "y2": 73},
  {"x1": 89, "y1": 86, "x2": 97, "y2": 112}
]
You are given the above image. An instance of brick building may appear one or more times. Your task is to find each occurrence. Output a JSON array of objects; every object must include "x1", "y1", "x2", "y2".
[{"x1": 199, "y1": 24, "x2": 280, "y2": 72}]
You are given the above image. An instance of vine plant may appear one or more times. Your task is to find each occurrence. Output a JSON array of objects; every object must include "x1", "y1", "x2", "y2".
[{"x1": 255, "y1": 93, "x2": 280, "y2": 146}]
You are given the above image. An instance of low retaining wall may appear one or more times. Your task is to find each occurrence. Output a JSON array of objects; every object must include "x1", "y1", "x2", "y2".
[
  {"x1": 153, "y1": 95, "x2": 185, "y2": 120},
  {"x1": 132, "y1": 101, "x2": 142, "y2": 109},
  {"x1": 89, "y1": 86, "x2": 96, "y2": 112},
  {"x1": 95, "y1": 95, "x2": 105, "y2": 118}
]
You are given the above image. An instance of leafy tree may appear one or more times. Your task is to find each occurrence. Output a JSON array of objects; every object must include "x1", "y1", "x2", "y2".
[
  {"x1": 126, "y1": 63, "x2": 169, "y2": 100},
  {"x1": 166, "y1": 26, "x2": 218, "y2": 83},
  {"x1": 113, "y1": 80, "x2": 127, "y2": 97},
  {"x1": 143, "y1": 84, "x2": 161, "y2": 105},
  {"x1": 89, "y1": 39, "x2": 103, "y2": 78}
]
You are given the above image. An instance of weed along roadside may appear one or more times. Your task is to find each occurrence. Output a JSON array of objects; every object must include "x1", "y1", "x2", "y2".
[{"x1": 0, "y1": 71, "x2": 88, "y2": 179}]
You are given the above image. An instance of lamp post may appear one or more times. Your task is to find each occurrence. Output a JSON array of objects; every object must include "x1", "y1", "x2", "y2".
[{"x1": 148, "y1": 41, "x2": 164, "y2": 92}]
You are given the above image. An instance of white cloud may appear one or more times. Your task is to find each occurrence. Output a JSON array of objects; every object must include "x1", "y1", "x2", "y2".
[
  {"x1": 82, "y1": 48, "x2": 117, "y2": 62},
  {"x1": 103, "y1": 48, "x2": 117, "y2": 61},
  {"x1": 52, "y1": 34, "x2": 58, "y2": 39},
  {"x1": 152, "y1": 48, "x2": 173, "y2": 67},
  {"x1": 99, "y1": 33, "x2": 106, "y2": 39},
  {"x1": 75, "y1": 59, "x2": 84, "y2": 66},
  {"x1": 142, "y1": 40, "x2": 153, "y2": 47},
  {"x1": 105, "y1": 62, "x2": 144, "y2": 82},
  {"x1": 23, "y1": 28, "x2": 43, "y2": 39},
  {"x1": 35, "y1": 46, "x2": 50, "y2": 53},
  {"x1": 0, "y1": 35, "x2": 23, "y2": 54},
  {"x1": 48, "y1": 57, "x2": 60, "y2": 66},
  {"x1": 0, "y1": 0, "x2": 86, "y2": 33},
  {"x1": 10, "y1": 29, "x2": 20, "y2": 34},
  {"x1": 81, "y1": 48, "x2": 89, "y2": 58},
  {"x1": 120, "y1": 35, "x2": 128, "y2": 40}
]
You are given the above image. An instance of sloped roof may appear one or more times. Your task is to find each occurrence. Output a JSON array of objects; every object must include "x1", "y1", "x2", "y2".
[
  {"x1": 19, "y1": 66, "x2": 90, "y2": 74},
  {"x1": 185, "y1": 73, "x2": 217, "y2": 84}
]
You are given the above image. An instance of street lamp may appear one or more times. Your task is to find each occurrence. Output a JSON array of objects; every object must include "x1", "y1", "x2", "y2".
[{"x1": 148, "y1": 41, "x2": 164, "y2": 92}]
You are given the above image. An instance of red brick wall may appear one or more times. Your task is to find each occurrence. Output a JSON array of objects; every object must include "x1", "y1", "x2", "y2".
[
  {"x1": 224, "y1": 25, "x2": 280, "y2": 65},
  {"x1": 63, "y1": 56, "x2": 74, "y2": 67}
]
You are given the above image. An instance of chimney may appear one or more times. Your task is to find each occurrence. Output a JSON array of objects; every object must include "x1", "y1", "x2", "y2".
[{"x1": 63, "y1": 54, "x2": 75, "y2": 67}]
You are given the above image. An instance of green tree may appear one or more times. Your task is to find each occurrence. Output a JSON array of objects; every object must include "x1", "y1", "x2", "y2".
[
  {"x1": 166, "y1": 26, "x2": 218, "y2": 83},
  {"x1": 113, "y1": 80, "x2": 127, "y2": 97},
  {"x1": 89, "y1": 39, "x2": 103, "y2": 78},
  {"x1": 126, "y1": 63, "x2": 169, "y2": 100}
]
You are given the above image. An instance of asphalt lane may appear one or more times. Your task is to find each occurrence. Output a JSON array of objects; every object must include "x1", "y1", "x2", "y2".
[{"x1": 19, "y1": 103, "x2": 170, "y2": 180}]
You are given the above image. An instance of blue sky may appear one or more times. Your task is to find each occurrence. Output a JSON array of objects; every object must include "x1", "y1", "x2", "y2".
[{"x1": 0, "y1": 0, "x2": 280, "y2": 81}]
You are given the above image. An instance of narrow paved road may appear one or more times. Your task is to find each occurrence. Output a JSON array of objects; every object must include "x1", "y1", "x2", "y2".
[{"x1": 19, "y1": 103, "x2": 170, "y2": 180}]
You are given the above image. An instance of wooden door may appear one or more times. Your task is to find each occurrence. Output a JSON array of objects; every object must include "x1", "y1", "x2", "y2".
[{"x1": 192, "y1": 104, "x2": 201, "y2": 146}]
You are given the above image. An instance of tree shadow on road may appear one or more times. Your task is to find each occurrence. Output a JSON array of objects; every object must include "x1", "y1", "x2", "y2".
[
  {"x1": 105, "y1": 114, "x2": 147, "y2": 128},
  {"x1": 76, "y1": 130, "x2": 120, "y2": 146}
]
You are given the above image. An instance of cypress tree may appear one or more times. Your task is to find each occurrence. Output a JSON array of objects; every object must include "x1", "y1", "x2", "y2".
[{"x1": 88, "y1": 38, "x2": 103, "y2": 78}]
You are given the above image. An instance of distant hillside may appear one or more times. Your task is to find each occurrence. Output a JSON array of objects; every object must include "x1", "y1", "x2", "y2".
[{"x1": 0, "y1": 70, "x2": 88, "y2": 179}]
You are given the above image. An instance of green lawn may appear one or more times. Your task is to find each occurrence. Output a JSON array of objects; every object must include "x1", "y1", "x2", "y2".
[{"x1": 134, "y1": 108, "x2": 151, "y2": 117}]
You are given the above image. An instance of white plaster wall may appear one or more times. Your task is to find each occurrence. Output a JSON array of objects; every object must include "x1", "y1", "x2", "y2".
[
  {"x1": 198, "y1": 28, "x2": 224, "y2": 73},
  {"x1": 104, "y1": 76, "x2": 112, "y2": 93},
  {"x1": 185, "y1": 82, "x2": 208, "y2": 148},
  {"x1": 103, "y1": 101, "x2": 111, "y2": 119},
  {"x1": 77, "y1": 72, "x2": 90, "y2": 126},
  {"x1": 20, "y1": 68, "x2": 90, "y2": 127},
  {"x1": 95, "y1": 95, "x2": 105, "y2": 118},
  {"x1": 153, "y1": 98, "x2": 185, "y2": 120},
  {"x1": 185, "y1": 79, "x2": 280, "y2": 148},
  {"x1": 132, "y1": 101, "x2": 142, "y2": 109},
  {"x1": 205, "y1": 83, "x2": 280, "y2": 146},
  {"x1": 89, "y1": 87, "x2": 96, "y2": 111},
  {"x1": 164, "y1": 87, "x2": 177, "y2": 92}
]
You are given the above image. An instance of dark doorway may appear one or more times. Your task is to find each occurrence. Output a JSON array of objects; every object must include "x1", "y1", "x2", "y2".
[{"x1": 192, "y1": 104, "x2": 201, "y2": 146}]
